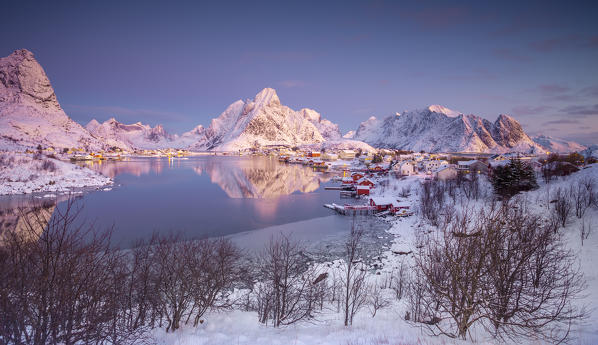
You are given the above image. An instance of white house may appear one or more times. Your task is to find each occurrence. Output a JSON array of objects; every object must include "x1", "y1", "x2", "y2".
[
  {"x1": 422, "y1": 159, "x2": 448, "y2": 172},
  {"x1": 339, "y1": 150, "x2": 356, "y2": 160},
  {"x1": 457, "y1": 160, "x2": 488, "y2": 174},
  {"x1": 434, "y1": 165, "x2": 458, "y2": 180},
  {"x1": 321, "y1": 152, "x2": 338, "y2": 161},
  {"x1": 394, "y1": 161, "x2": 415, "y2": 176}
]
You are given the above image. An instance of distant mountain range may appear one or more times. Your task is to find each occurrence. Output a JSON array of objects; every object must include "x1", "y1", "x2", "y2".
[{"x1": 0, "y1": 49, "x2": 587, "y2": 153}]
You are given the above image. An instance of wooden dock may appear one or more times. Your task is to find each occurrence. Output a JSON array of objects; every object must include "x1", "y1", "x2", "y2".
[{"x1": 324, "y1": 203, "x2": 377, "y2": 216}]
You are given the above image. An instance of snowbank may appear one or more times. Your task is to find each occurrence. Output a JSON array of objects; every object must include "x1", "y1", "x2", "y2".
[{"x1": 0, "y1": 153, "x2": 112, "y2": 195}]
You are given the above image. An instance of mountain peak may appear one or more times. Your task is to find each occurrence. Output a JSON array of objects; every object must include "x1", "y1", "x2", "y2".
[
  {"x1": 427, "y1": 105, "x2": 461, "y2": 117},
  {"x1": 253, "y1": 87, "x2": 280, "y2": 106},
  {"x1": 0, "y1": 48, "x2": 60, "y2": 110},
  {"x1": 9, "y1": 48, "x2": 35, "y2": 61}
]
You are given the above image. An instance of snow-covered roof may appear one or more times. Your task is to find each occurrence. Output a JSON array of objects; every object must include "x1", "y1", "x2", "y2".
[
  {"x1": 434, "y1": 165, "x2": 454, "y2": 173},
  {"x1": 370, "y1": 197, "x2": 397, "y2": 205},
  {"x1": 458, "y1": 160, "x2": 479, "y2": 166}
]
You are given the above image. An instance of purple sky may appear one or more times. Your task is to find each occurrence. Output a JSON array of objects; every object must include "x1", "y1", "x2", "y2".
[{"x1": 2, "y1": 1, "x2": 597, "y2": 145}]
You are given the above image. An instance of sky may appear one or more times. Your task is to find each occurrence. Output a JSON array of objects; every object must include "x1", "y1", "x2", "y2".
[{"x1": 1, "y1": 0, "x2": 597, "y2": 145}]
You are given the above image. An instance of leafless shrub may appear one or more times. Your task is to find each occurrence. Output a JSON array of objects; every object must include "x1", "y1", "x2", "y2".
[
  {"x1": 255, "y1": 234, "x2": 324, "y2": 327},
  {"x1": 0, "y1": 198, "x2": 241, "y2": 342},
  {"x1": 419, "y1": 181, "x2": 446, "y2": 226},
  {"x1": 368, "y1": 284, "x2": 390, "y2": 318},
  {"x1": 150, "y1": 233, "x2": 240, "y2": 332},
  {"x1": 461, "y1": 172, "x2": 481, "y2": 200},
  {"x1": 0, "y1": 199, "x2": 120, "y2": 345},
  {"x1": 390, "y1": 259, "x2": 409, "y2": 300},
  {"x1": 554, "y1": 187, "x2": 572, "y2": 228},
  {"x1": 340, "y1": 218, "x2": 369, "y2": 326},
  {"x1": 399, "y1": 185, "x2": 411, "y2": 198},
  {"x1": 410, "y1": 199, "x2": 586, "y2": 342},
  {"x1": 580, "y1": 215, "x2": 593, "y2": 246},
  {"x1": 40, "y1": 159, "x2": 57, "y2": 172}
]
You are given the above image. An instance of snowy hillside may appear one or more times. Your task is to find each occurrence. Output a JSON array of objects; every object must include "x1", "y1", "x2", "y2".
[
  {"x1": 353, "y1": 105, "x2": 544, "y2": 153},
  {"x1": 0, "y1": 49, "x2": 103, "y2": 151},
  {"x1": 0, "y1": 152, "x2": 112, "y2": 195},
  {"x1": 532, "y1": 135, "x2": 586, "y2": 153}
]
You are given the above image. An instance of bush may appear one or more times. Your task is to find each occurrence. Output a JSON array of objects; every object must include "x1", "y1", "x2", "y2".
[
  {"x1": 40, "y1": 159, "x2": 57, "y2": 172},
  {"x1": 0, "y1": 198, "x2": 242, "y2": 342},
  {"x1": 410, "y1": 200, "x2": 585, "y2": 342}
]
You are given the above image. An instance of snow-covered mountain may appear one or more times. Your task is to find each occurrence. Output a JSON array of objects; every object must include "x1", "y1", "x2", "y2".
[
  {"x1": 352, "y1": 105, "x2": 544, "y2": 153},
  {"x1": 0, "y1": 49, "x2": 103, "y2": 150},
  {"x1": 531, "y1": 135, "x2": 586, "y2": 153},
  {"x1": 86, "y1": 118, "x2": 183, "y2": 150},
  {"x1": 190, "y1": 88, "x2": 337, "y2": 151}
]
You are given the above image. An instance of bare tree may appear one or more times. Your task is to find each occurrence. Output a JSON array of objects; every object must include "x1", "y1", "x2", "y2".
[
  {"x1": 255, "y1": 234, "x2": 323, "y2": 327},
  {"x1": 412, "y1": 207, "x2": 489, "y2": 340},
  {"x1": 0, "y1": 199, "x2": 119, "y2": 345},
  {"x1": 150, "y1": 234, "x2": 240, "y2": 332},
  {"x1": 482, "y1": 199, "x2": 586, "y2": 343},
  {"x1": 340, "y1": 218, "x2": 368, "y2": 326},
  {"x1": 390, "y1": 259, "x2": 409, "y2": 300},
  {"x1": 410, "y1": 199, "x2": 586, "y2": 342},
  {"x1": 368, "y1": 283, "x2": 390, "y2": 317},
  {"x1": 580, "y1": 215, "x2": 593, "y2": 246},
  {"x1": 554, "y1": 187, "x2": 572, "y2": 228}
]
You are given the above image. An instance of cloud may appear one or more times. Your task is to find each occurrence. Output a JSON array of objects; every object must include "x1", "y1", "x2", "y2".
[
  {"x1": 492, "y1": 48, "x2": 529, "y2": 62},
  {"x1": 277, "y1": 80, "x2": 307, "y2": 88},
  {"x1": 400, "y1": 6, "x2": 470, "y2": 28},
  {"x1": 529, "y1": 34, "x2": 581, "y2": 52},
  {"x1": 580, "y1": 85, "x2": 598, "y2": 97},
  {"x1": 563, "y1": 131, "x2": 598, "y2": 146},
  {"x1": 560, "y1": 104, "x2": 598, "y2": 117},
  {"x1": 511, "y1": 105, "x2": 552, "y2": 115},
  {"x1": 239, "y1": 51, "x2": 314, "y2": 64},
  {"x1": 445, "y1": 68, "x2": 497, "y2": 81},
  {"x1": 538, "y1": 84, "x2": 570, "y2": 95},
  {"x1": 64, "y1": 104, "x2": 188, "y2": 123},
  {"x1": 346, "y1": 33, "x2": 370, "y2": 43},
  {"x1": 542, "y1": 118, "x2": 581, "y2": 126}
]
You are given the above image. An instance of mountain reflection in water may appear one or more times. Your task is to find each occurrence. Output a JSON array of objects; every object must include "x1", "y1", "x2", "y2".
[{"x1": 0, "y1": 156, "x2": 347, "y2": 248}]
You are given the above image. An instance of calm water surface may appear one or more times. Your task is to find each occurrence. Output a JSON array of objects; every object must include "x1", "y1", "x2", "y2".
[{"x1": 1, "y1": 156, "x2": 358, "y2": 248}]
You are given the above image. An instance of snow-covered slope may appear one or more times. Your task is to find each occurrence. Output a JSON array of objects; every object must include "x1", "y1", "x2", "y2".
[
  {"x1": 532, "y1": 135, "x2": 586, "y2": 153},
  {"x1": 0, "y1": 152, "x2": 112, "y2": 195},
  {"x1": 298, "y1": 108, "x2": 341, "y2": 140},
  {"x1": 581, "y1": 145, "x2": 598, "y2": 159},
  {"x1": 353, "y1": 105, "x2": 543, "y2": 153},
  {"x1": 0, "y1": 49, "x2": 103, "y2": 150},
  {"x1": 191, "y1": 88, "x2": 334, "y2": 151},
  {"x1": 85, "y1": 118, "x2": 184, "y2": 150}
]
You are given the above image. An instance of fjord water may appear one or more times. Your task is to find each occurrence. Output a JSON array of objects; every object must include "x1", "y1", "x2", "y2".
[{"x1": 1, "y1": 156, "x2": 352, "y2": 248}]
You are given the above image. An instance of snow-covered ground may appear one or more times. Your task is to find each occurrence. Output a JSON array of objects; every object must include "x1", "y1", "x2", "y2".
[
  {"x1": 151, "y1": 165, "x2": 598, "y2": 345},
  {"x1": 0, "y1": 152, "x2": 112, "y2": 195}
]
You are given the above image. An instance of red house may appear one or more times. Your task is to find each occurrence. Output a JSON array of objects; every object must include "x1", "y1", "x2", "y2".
[
  {"x1": 356, "y1": 186, "x2": 370, "y2": 196},
  {"x1": 369, "y1": 197, "x2": 397, "y2": 211},
  {"x1": 390, "y1": 201, "x2": 410, "y2": 214},
  {"x1": 351, "y1": 172, "x2": 364, "y2": 181},
  {"x1": 341, "y1": 177, "x2": 354, "y2": 186},
  {"x1": 356, "y1": 177, "x2": 375, "y2": 188}
]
